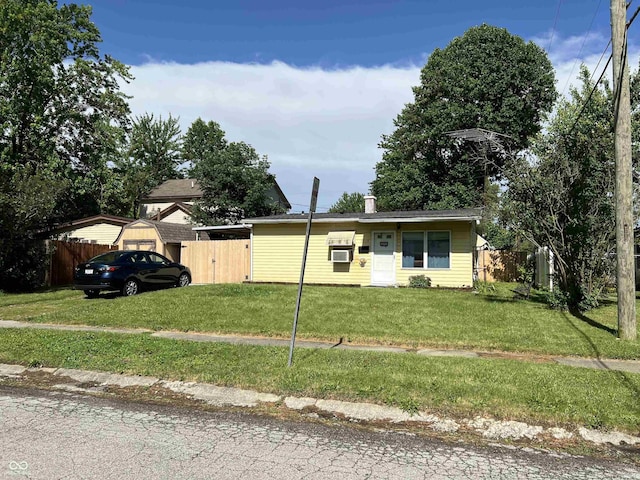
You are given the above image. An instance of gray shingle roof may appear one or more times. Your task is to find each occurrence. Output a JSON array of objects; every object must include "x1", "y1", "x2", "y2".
[
  {"x1": 244, "y1": 208, "x2": 483, "y2": 224},
  {"x1": 145, "y1": 179, "x2": 203, "y2": 200},
  {"x1": 51, "y1": 214, "x2": 135, "y2": 233},
  {"x1": 143, "y1": 178, "x2": 292, "y2": 210},
  {"x1": 145, "y1": 220, "x2": 197, "y2": 243}
]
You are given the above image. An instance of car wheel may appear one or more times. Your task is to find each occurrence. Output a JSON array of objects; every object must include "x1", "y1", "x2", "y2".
[
  {"x1": 84, "y1": 289, "x2": 100, "y2": 299},
  {"x1": 177, "y1": 272, "x2": 191, "y2": 287},
  {"x1": 122, "y1": 279, "x2": 140, "y2": 296}
]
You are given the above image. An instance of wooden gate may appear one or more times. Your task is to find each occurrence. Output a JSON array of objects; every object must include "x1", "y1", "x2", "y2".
[
  {"x1": 181, "y1": 240, "x2": 250, "y2": 284},
  {"x1": 48, "y1": 240, "x2": 117, "y2": 286},
  {"x1": 476, "y1": 249, "x2": 527, "y2": 282}
]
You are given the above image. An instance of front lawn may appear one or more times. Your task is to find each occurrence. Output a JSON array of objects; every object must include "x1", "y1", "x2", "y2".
[{"x1": 0, "y1": 283, "x2": 638, "y2": 359}]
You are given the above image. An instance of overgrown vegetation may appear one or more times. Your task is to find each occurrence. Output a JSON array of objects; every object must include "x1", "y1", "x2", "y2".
[
  {"x1": 0, "y1": 0, "x2": 131, "y2": 290},
  {"x1": 505, "y1": 67, "x2": 625, "y2": 311}
]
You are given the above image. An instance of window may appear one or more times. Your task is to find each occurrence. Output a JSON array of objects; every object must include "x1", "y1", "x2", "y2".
[
  {"x1": 148, "y1": 253, "x2": 169, "y2": 264},
  {"x1": 427, "y1": 231, "x2": 450, "y2": 269},
  {"x1": 402, "y1": 232, "x2": 424, "y2": 268},
  {"x1": 401, "y1": 231, "x2": 450, "y2": 269},
  {"x1": 129, "y1": 253, "x2": 148, "y2": 264}
]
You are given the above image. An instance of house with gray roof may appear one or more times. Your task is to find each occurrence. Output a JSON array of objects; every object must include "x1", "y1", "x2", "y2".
[
  {"x1": 139, "y1": 178, "x2": 291, "y2": 224},
  {"x1": 243, "y1": 196, "x2": 482, "y2": 288}
]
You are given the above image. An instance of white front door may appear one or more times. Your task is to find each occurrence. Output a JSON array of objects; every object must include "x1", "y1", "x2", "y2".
[{"x1": 371, "y1": 231, "x2": 396, "y2": 285}]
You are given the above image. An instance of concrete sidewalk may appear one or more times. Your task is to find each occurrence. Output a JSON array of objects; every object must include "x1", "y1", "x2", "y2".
[{"x1": 2, "y1": 319, "x2": 640, "y2": 374}]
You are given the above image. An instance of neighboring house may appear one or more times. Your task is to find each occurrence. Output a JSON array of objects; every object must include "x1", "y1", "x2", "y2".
[
  {"x1": 139, "y1": 178, "x2": 292, "y2": 224},
  {"x1": 50, "y1": 214, "x2": 134, "y2": 245},
  {"x1": 114, "y1": 219, "x2": 197, "y2": 263},
  {"x1": 245, "y1": 197, "x2": 482, "y2": 288},
  {"x1": 476, "y1": 234, "x2": 492, "y2": 250}
]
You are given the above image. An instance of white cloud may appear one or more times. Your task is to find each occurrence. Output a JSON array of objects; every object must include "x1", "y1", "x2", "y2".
[
  {"x1": 541, "y1": 31, "x2": 640, "y2": 98},
  {"x1": 121, "y1": 32, "x2": 640, "y2": 212},
  {"x1": 124, "y1": 61, "x2": 419, "y2": 211}
]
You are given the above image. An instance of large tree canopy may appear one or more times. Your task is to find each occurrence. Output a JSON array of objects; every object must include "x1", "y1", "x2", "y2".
[
  {"x1": 184, "y1": 118, "x2": 287, "y2": 225},
  {"x1": 0, "y1": 0, "x2": 131, "y2": 290},
  {"x1": 371, "y1": 24, "x2": 556, "y2": 211}
]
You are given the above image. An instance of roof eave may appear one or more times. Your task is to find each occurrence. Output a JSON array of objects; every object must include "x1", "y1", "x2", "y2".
[
  {"x1": 193, "y1": 224, "x2": 253, "y2": 231},
  {"x1": 250, "y1": 217, "x2": 358, "y2": 224},
  {"x1": 249, "y1": 216, "x2": 480, "y2": 225},
  {"x1": 359, "y1": 216, "x2": 481, "y2": 223}
]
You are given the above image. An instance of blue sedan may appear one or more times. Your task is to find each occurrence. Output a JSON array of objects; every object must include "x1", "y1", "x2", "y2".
[{"x1": 73, "y1": 250, "x2": 191, "y2": 298}]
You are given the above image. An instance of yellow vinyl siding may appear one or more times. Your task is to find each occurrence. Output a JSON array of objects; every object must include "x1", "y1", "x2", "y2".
[
  {"x1": 395, "y1": 222, "x2": 474, "y2": 287},
  {"x1": 252, "y1": 220, "x2": 474, "y2": 287},
  {"x1": 59, "y1": 224, "x2": 124, "y2": 245},
  {"x1": 252, "y1": 222, "x2": 371, "y2": 285}
]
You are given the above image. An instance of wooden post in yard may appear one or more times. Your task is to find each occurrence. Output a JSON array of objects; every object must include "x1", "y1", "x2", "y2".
[{"x1": 611, "y1": 0, "x2": 637, "y2": 340}]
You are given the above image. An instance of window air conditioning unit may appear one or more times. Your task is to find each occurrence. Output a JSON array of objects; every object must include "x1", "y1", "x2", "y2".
[{"x1": 331, "y1": 249, "x2": 350, "y2": 263}]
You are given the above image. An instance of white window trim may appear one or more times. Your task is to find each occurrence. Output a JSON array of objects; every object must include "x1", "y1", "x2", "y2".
[
  {"x1": 400, "y1": 230, "x2": 452, "y2": 270},
  {"x1": 426, "y1": 230, "x2": 451, "y2": 270},
  {"x1": 401, "y1": 230, "x2": 425, "y2": 270}
]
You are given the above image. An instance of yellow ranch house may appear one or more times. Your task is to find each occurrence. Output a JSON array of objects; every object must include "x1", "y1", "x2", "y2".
[{"x1": 245, "y1": 199, "x2": 482, "y2": 288}]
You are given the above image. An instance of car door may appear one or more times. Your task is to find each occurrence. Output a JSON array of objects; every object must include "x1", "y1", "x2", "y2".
[{"x1": 147, "y1": 252, "x2": 179, "y2": 285}]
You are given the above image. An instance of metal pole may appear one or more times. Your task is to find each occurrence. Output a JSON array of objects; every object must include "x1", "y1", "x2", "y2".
[
  {"x1": 288, "y1": 177, "x2": 320, "y2": 366},
  {"x1": 611, "y1": 0, "x2": 637, "y2": 340}
]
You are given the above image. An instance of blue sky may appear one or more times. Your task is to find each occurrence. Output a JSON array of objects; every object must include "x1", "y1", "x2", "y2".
[{"x1": 86, "y1": 0, "x2": 635, "y2": 212}]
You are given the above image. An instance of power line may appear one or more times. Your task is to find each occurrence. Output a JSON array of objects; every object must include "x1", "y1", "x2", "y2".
[
  {"x1": 547, "y1": 0, "x2": 564, "y2": 53},
  {"x1": 560, "y1": 0, "x2": 604, "y2": 98},
  {"x1": 566, "y1": 54, "x2": 612, "y2": 136},
  {"x1": 566, "y1": 4, "x2": 640, "y2": 136},
  {"x1": 586, "y1": 38, "x2": 613, "y2": 87}
]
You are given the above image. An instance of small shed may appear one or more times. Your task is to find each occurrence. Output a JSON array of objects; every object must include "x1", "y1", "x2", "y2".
[{"x1": 114, "y1": 219, "x2": 196, "y2": 262}]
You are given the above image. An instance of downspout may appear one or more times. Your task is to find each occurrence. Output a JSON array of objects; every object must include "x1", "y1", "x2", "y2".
[
  {"x1": 471, "y1": 220, "x2": 478, "y2": 285},
  {"x1": 250, "y1": 227, "x2": 254, "y2": 282}
]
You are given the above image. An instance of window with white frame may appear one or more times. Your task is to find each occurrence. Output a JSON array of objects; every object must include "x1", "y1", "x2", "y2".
[
  {"x1": 427, "y1": 231, "x2": 450, "y2": 268},
  {"x1": 402, "y1": 232, "x2": 424, "y2": 268},
  {"x1": 401, "y1": 231, "x2": 450, "y2": 269}
]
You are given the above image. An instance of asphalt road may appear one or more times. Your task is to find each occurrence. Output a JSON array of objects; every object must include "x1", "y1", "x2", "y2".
[{"x1": 0, "y1": 386, "x2": 638, "y2": 480}]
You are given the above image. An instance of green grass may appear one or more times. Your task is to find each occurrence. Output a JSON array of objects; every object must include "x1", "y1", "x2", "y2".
[
  {"x1": 0, "y1": 283, "x2": 638, "y2": 359},
  {"x1": 0, "y1": 328, "x2": 638, "y2": 432}
]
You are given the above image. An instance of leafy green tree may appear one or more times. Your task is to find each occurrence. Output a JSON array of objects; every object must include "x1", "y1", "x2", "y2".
[
  {"x1": 371, "y1": 24, "x2": 556, "y2": 211},
  {"x1": 115, "y1": 113, "x2": 183, "y2": 217},
  {"x1": 182, "y1": 118, "x2": 227, "y2": 173},
  {"x1": 328, "y1": 192, "x2": 366, "y2": 213},
  {"x1": 504, "y1": 67, "x2": 617, "y2": 310},
  {"x1": 183, "y1": 119, "x2": 286, "y2": 225},
  {"x1": 477, "y1": 184, "x2": 516, "y2": 250},
  {"x1": 0, "y1": 0, "x2": 131, "y2": 290}
]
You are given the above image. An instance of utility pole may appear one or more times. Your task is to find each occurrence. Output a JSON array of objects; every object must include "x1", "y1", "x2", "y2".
[{"x1": 611, "y1": 0, "x2": 637, "y2": 340}]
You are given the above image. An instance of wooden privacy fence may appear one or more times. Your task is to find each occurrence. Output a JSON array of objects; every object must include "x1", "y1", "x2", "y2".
[
  {"x1": 476, "y1": 249, "x2": 528, "y2": 283},
  {"x1": 48, "y1": 240, "x2": 117, "y2": 286},
  {"x1": 181, "y1": 240, "x2": 251, "y2": 284}
]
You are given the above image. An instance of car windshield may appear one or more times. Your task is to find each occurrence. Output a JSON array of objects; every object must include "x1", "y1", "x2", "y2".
[{"x1": 88, "y1": 251, "x2": 129, "y2": 264}]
